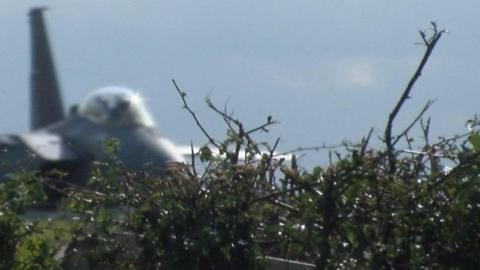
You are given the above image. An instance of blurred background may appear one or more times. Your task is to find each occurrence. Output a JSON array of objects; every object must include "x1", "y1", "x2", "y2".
[{"x1": 1, "y1": 1, "x2": 478, "y2": 169}]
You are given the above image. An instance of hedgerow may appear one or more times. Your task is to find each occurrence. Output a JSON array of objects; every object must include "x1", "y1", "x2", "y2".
[{"x1": 2, "y1": 22, "x2": 480, "y2": 269}]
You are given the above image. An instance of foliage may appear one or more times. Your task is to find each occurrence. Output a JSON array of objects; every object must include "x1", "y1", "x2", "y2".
[
  {"x1": 2, "y1": 23, "x2": 480, "y2": 269},
  {"x1": 58, "y1": 129, "x2": 281, "y2": 269},
  {"x1": 0, "y1": 172, "x2": 60, "y2": 270},
  {"x1": 276, "y1": 133, "x2": 480, "y2": 269}
]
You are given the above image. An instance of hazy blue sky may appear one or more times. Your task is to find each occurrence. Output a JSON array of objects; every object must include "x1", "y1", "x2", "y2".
[{"x1": 1, "y1": 1, "x2": 479, "y2": 168}]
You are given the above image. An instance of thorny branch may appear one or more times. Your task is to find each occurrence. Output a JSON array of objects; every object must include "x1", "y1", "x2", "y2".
[
  {"x1": 384, "y1": 22, "x2": 447, "y2": 173},
  {"x1": 277, "y1": 143, "x2": 345, "y2": 157}
]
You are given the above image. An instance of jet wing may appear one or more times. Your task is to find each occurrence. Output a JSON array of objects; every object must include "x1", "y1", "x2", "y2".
[
  {"x1": 0, "y1": 133, "x2": 78, "y2": 180},
  {"x1": 156, "y1": 137, "x2": 186, "y2": 163},
  {"x1": 18, "y1": 133, "x2": 77, "y2": 161}
]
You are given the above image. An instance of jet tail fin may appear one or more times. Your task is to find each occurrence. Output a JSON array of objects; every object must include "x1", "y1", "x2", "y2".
[{"x1": 29, "y1": 7, "x2": 65, "y2": 130}]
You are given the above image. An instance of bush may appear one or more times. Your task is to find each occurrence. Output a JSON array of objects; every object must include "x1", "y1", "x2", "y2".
[
  {"x1": 0, "y1": 172, "x2": 60, "y2": 270},
  {"x1": 2, "y1": 22, "x2": 480, "y2": 269}
]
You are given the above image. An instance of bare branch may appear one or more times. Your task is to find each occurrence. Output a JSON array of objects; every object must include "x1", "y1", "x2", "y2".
[
  {"x1": 420, "y1": 117, "x2": 432, "y2": 145},
  {"x1": 205, "y1": 97, "x2": 268, "y2": 156},
  {"x1": 267, "y1": 137, "x2": 281, "y2": 184},
  {"x1": 190, "y1": 141, "x2": 197, "y2": 177},
  {"x1": 246, "y1": 120, "x2": 279, "y2": 135},
  {"x1": 360, "y1": 128, "x2": 375, "y2": 157},
  {"x1": 392, "y1": 99, "x2": 435, "y2": 146},
  {"x1": 384, "y1": 23, "x2": 446, "y2": 172},
  {"x1": 277, "y1": 143, "x2": 344, "y2": 157},
  {"x1": 206, "y1": 97, "x2": 242, "y2": 126},
  {"x1": 172, "y1": 79, "x2": 220, "y2": 148}
]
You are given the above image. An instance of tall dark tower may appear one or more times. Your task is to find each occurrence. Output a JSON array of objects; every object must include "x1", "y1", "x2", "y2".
[{"x1": 29, "y1": 7, "x2": 64, "y2": 130}]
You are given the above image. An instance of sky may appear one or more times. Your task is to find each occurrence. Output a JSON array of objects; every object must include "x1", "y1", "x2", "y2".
[{"x1": 0, "y1": 1, "x2": 479, "y2": 169}]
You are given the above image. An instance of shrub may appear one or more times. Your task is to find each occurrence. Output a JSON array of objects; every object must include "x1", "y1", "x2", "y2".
[{"x1": 3, "y1": 22, "x2": 480, "y2": 270}]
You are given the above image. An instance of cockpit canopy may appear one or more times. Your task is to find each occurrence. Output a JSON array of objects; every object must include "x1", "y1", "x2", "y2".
[{"x1": 77, "y1": 87, "x2": 155, "y2": 128}]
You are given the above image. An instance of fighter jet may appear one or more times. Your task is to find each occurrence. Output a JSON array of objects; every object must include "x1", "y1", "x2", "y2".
[{"x1": 0, "y1": 8, "x2": 184, "y2": 190}]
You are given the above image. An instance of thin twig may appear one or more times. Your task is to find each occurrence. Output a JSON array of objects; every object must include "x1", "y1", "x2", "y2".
[
  {"x1": 206, "y1": 97, "x2": 242, "y2": 126},
  {"x1": 268, "y1": 137, "x2": 281, "y2": 184},
  {"x1": 205, "y1": 97, "x2": 265, "y2": 155},
  {"x1": 360, "y1": 128, "x2": 375, "y2": 157},
  {"x1": 190, "y1": 141, "x2": 197, "y2": 177},
  {"x1": 400, "y1": 149, "x2": 445, "y2": 158},
  {"x1": 246, "y1": 120, "x2": 279, "y2": 135},
  {"x1": 172, "y1": 79, "x2": 220, "y2": 148},
  {"x1": 277, "y1": 144, "x2": 344, "y2": 157},
  {"x1": 232, "y1": 125, "x2": 243, "y2": 164},
  {"x1": 420, "y1": 117, "x2": 432, "y2": 145},
  {"x1": 392, "y1": 99, "x2": 435, "y2": 146}
]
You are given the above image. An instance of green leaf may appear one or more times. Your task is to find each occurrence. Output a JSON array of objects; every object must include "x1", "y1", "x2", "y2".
[
  {"x1": 199, "y1": 145, "x2": 213, "y2": 162},
  {"x1": 104, "y1": 137, "x2": 121, "y2": 157},
  {"x1": 469, "y1": 133, "x2": 480, "y2": 151}
]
